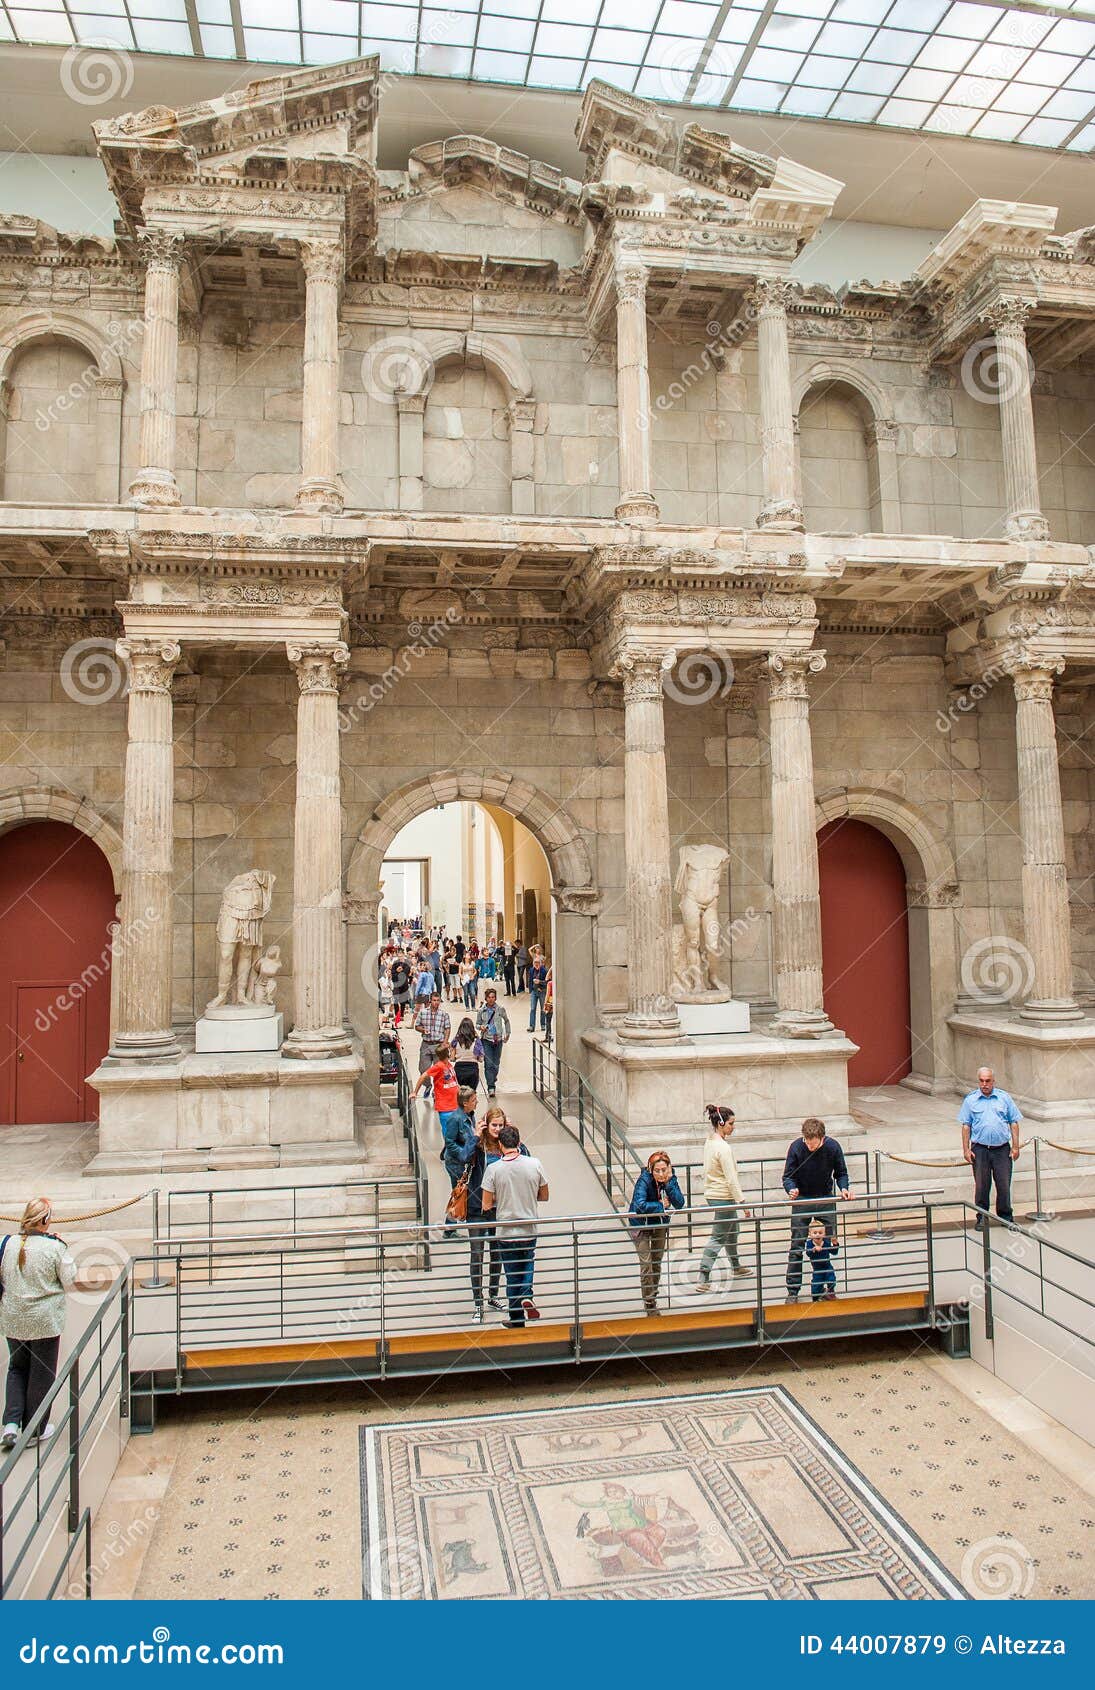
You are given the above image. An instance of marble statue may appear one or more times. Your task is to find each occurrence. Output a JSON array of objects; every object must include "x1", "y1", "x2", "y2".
[
  {"x1": 207, "y1": 869, "x2": 276, "y2": 1010},
  {"x1": 250, "y1": 943, "x2": 282, "y2": 1008},
  {"x1": 671, "y1": 844, "x2": 730, "y2": 1001}
]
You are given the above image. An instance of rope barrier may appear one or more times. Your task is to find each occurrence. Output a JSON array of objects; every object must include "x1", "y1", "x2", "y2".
[
  {"x1": 882, "y1": 1136, "x2": 1034, "y2": 1168},
  {"x1": 1040, "y1": 1139, "x2": 1095, "y2": 1157},
  {"x1": 0, "y1": 1190, "x2": 154, "y2": 1225}
]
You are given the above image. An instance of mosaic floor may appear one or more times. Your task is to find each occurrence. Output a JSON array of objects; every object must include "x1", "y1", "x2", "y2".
[
  {"x1": 118, "y1": 1341, "x2": 1095, "y2": 1601},
  {"x1": 360, "y1": 1386, "x2": 964, "y2": 1600}
]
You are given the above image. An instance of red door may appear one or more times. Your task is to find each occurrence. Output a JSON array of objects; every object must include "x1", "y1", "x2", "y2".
[
  {"x1": 817, "y1": 818, "x2": 912, "y2": 1087},
  {"x1": 0, "y1": 821, "x2": 116, "y2": 1125}
]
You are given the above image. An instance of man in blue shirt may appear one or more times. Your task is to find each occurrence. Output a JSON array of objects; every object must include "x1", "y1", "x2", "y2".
[{"x1": 958, "y1": 1066, "x2": 1021, "y2": 1228}]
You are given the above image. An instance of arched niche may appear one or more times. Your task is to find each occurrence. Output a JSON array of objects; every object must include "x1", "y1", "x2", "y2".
[{"x1": 0, "y1": 311, "x2": 125, "y2": 504}]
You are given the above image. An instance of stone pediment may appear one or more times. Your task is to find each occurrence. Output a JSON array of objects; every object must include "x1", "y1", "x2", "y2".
[
  {"x1": 576, "y1": 80, "x2": 776, "y2": 202},
  {"x1": 399, "y1": 137, "x2": 582, "y2": 222}
]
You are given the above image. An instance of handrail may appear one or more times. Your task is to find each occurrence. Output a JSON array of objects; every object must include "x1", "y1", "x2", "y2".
[
  {"x1": 396, "y1": 1052, "x2": 430, "y2": 1259},
  {"x1": 0, "y1": 1275, "x2": 129, "y2": 1601},
  {"x1": 157, "y1": 1173, "x2": 418, "y2": 1244}
]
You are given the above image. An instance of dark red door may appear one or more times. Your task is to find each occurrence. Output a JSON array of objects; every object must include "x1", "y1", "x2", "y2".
[
  {"x1": 0, "y1": 821, "x2": 115, "y2": 1124},
  {"x1": 817, "y1": 818, "x2": 911, "y2": 1087}
]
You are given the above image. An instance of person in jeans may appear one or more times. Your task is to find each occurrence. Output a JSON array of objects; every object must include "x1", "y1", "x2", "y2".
[
  {"x1": 465, "y1": 1106, "x2": 529, "y2": 1322},
  {"x1": 805, "y1": 1217, "x2": 839, "y2": 1302},
  {"x1": 515, "y1": 943, "x2": 530, "y2": 992},
  {"x1": 480, "y1": 1125, "x2": 548, "y2": 1327},
  {"x1": 696, "y1": 1105, "x2": 753, "y2": 1290},
  {"x1": 475, "y1": 989, "x2": 511, "y2": 1097},
  {"x1": 542, "y1": 968, "x2": 554, "y2": 1046},
  {"x1": 451, "y1": 1016, "x2": 483, "y2": 1094},
  {"x1": 527, "y1": 951, "x2": 549, "y2": 1032},
  {"x1": 959, "y1": 1066, "x2": 1021, "y2": 1228},
  {"x1": 1, "y1": 1198, "x2": 77, "y2": 1450},
  {"x1": 628, "y1": 1152, "x2": 685, "y2": 1315},
  {"x1": 459, "y1": 955, "x2": 478, "y2": 1010},
  {"x1": 782, "y1": 1117, "x2": 853, "y2": 1303},
  {"x1": 413, "y1": 992, "x2": 450, "y2": 1097}
]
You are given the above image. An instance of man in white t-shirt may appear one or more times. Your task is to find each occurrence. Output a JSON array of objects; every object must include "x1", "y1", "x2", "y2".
[{"x1": 480, "y1": 1123, "x2": 549, "y2": 1327}]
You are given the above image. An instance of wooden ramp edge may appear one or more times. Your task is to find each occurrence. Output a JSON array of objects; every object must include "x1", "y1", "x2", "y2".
[
  {"x1": 184, "y1": 1338, "x2": 379, "y2": 1370},
  {"x1": 764, "y1": 1291, "x2": 928, "y2": 1323}
]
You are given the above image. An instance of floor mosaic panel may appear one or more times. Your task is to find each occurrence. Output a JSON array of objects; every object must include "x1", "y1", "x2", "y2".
[{"x1": 359, "y1": 1386, "x2": 965, "y2": 1600}]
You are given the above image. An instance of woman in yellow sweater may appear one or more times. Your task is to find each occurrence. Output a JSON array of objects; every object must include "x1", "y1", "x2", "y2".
[{"x1": 697, "y1": 1106, "x2": 753, "y2": 1289}]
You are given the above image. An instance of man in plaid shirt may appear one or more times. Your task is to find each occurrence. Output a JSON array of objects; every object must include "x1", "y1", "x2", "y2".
[{"x1": 413, "y1": 992, "x2": 451, "y2": 1098}]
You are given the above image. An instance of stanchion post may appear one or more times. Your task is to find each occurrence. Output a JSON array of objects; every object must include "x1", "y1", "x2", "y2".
[
  {"x1": 1025, "y1": 1136, "x2": 1056, "y2": 1224},
  {"x1": 867, "y1": 1148, "x2": 895, "y2": 1241},
  {"x1": 142, "y1": 1189, "x2": 168, "y2": 1289}
]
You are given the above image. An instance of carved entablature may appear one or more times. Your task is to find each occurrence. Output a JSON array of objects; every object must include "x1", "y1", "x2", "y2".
[
  {"x1": 0, "y1": 612, "x2": 121, "y2": 649},
  {"x1": 401, "y1": 137, "x2": 583, "y2": 223},
  {"x1": 598, "y1": 585, "x2": 818, "y2": 674},
  {"x1": 88, "y1": 528, "x2": 364, "y2": 589}
]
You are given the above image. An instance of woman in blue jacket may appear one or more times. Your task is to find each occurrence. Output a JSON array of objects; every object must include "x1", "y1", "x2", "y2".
[{"x1": 628, "y1": 1151, "x2": 685, "y2": 1316}]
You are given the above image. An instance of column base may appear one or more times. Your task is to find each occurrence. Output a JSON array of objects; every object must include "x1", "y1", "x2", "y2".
[
  {"x1": 618, "y1": 1012, "x2": 683, "y2": 1044},
  {"x1": 282, "y1": 1025, "x2": 354, "y2": 1060},
  {"x1": 106, "y1": 1030, "x2": 182, "y2": 1061},
  {"x1": 1004, "y1": 510, "x2": 1050, "y2": 541},
  {"x1": 770, "y1": 1010, "x2": 836, "y2": 1039},
  {"x1": 294, "y1": 478, "x2": 344, "y2": 515},
  {"x1": 1018, "y1": 998, "x2": 1085, "y2": 1024},
  {"x1": 127, "y1": 470, "x2": 181, "y2": 507},
  {"x1": 757, "y1": 499, "x2": 804, "y2": 531},
  {"x1": 615, "y1": 494, "x2": 660, "y2": 523}
]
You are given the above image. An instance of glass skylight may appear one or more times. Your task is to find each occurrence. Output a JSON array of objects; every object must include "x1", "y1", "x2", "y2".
[{"x1": 5, "y1": 0, "x2": 1095, "y2": 152}]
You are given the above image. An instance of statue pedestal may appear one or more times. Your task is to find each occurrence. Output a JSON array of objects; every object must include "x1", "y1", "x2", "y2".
[
  {"x1": 676, "y1": 999, "x2": 751, "y2": 1038},
  {"x1": 196, "y1": 1009, "x2": 284, "y2": 1053}
]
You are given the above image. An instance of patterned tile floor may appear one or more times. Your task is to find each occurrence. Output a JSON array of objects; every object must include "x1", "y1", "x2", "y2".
[{"x1": 116, "y1": 1338, "x2": 1095, "y2": 1601}]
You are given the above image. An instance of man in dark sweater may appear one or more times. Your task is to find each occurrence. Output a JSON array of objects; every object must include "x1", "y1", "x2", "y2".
[{"x1": 781, "y1": 1117, "x2": 854, "y2": 1303}]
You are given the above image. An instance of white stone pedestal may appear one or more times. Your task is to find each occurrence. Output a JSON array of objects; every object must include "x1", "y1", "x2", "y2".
[
  {"x1": 196, "y1": 1011, "x2": 284, "y2": 1053},
  {"x1": 677, "y1": 1000, "x2": 751, "y2": 1038}
]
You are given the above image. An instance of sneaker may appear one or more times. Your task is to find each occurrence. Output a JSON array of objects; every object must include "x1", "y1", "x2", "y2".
[
  {"x1": 488, "y1": 1297, "x2": 505, "y2": 1311},
  {"x1": 521, "y1": 1297, "x2": 540, "y2": 1322},
  {"x1": 473, "y1": 1305, "x2": 485, "y2": 1324},
  {"x1": 824, "y1": 1290, "x2": 837, "y2": 1301},
  {"x1": 487, "y1": 1089, "x2": 496, "y2": 1098},
  {"x1": 695, "y1": 1278, "x2": 713, "y2": 1293},
  {"x1": 31, "y1": 1424, "x2": 55, "y2": 1444},
  {"x1": 1, "y1": 1424, "x2": 18, "y2": 1451},
  {"x1": 786, "y1": 1293, "x2": 800, "y2": 1304},
  {"x1": 732, "y1": 1266, "x2": 754, "y2": 1279}
]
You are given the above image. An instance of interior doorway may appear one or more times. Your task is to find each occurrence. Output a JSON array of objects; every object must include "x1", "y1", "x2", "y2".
[
  {"x1": 0, "y1": 820, "x2": 116, "y2": 1124},
  {"x1": 817, "y1": 817, "x2": 912, "y2": 1087}
]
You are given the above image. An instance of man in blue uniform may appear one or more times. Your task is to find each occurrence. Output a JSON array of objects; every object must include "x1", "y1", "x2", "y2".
[{"x1": 958, "y1": 1066, "x2": 1021, "y2": 1227}]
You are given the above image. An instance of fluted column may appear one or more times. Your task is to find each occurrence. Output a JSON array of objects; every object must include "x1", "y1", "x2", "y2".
[
  {"x1": 284, "y1": 642, "x2": 352, "y2": 1058},
  {"x1": 754, "y1": 278, "x2": 803, "y2": 532},
  {"x1": 614, "y1": 264, "x2": 659, "y2": 523},
  {"x1": 767, "y1": 651, "x2": 833, "y2": 1036},
  {"x1": 982, "y1": 299, "x2": 1049, "y2": 542},
  {"x1": 612, "y1": 650, "x2": 680, "y2": 1041},
  {"x1": 295, "y1": 238, "x2": 344, "y2": 515},
  {"x1": 109, "y1": 638, "x2": 181, "y2": 1058},
  {"x1": 1010, "y1": 661, "x2": 1081, "y2": 1021},
  {"x1": 128, "y1": 230, "x2": 184, "y2": 507}
]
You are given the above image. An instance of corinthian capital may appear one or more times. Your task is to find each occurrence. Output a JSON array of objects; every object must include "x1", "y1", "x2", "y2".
[
  {"x1": 980, "y1": 296, "x2": 1037, "y2": 334},
  {"x1": 610, "y1": 647, "x2": 672, "y2": 700},
  {"x1": 766, "y1": 649, "x2": 826, "y2": 702},
  {"x1": 751, "y1": 276, "x2": 797, "y2": 315},
  {"x1": 299, "y1": 238, "x2": 344, "y2": 286},
  {"x1": 287, "y1": 641, "x2": 350, "y2": 694},
  {"x1": 135, "y1": 227, "x2": 186, "y2": 273},
  {"x1": 118, "y1": 637, "x2": 182, "y2": 694},
  {"x1": 615, "y1": 263, "x2": 647, "y2": 308}
]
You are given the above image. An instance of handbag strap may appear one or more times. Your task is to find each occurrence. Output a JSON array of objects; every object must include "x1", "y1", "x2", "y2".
[{"x1": 0, "y1": 1234, "x2": 8, "y2": 1299}]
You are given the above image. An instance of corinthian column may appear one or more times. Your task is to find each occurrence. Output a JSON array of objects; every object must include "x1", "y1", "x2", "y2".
[
  {"x1": 128, "y1": 229, "x2": 184, "y2": 507},
  {"x1": 109, "y1": 637, "x2": 181, "y2": 1058},
  {"x1": 295, "y1": 238, "x2": 344, "y2": 514},
  {"x1": 766, "y1": 652, "x2": 833, "y2": 1036},
  {"x1": 1010, "y1": 660, "x2": 1081, "y2": 1021},
  {"x1": 284, "y1": 642, "x2": 352, "y2": 1058},
  {"x1": 611, "y1": 650, "x2": 680, "y2": 1041},
  {"x1": 614, "y1": 264, "x2": 659, "y2": 523},
  {"x1": 982, "y1": 299, "x2": 1048, "y2": 542},
  {"x1": 754, "y1": 278, "x2": 803, "y2": 531}
]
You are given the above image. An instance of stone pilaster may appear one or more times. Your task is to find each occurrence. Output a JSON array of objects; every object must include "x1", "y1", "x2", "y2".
[
  {"x1": 295, "y1": 238, "x2": 344, "y2": 515},
  {"x1": 509, "y1": 396, "x2": 536, "y2": 514},
  {"x1": 766, "y1": 651, "x2": 833, "y2": 1036},
  {"x1": 611, "y1": 650, "x2": 680, "y2": 1040},
  {"x1": 1010, "y1": 660, "x2": 1082, "y2": 1021},
  {"x1": 981, "y1": 299, "x2": 1049, "y2": 542},
  {"x1": 614, "y1": 264, "x2": 659, "y2": 523},
  {"x1": 284, "y1": 642, "x2": 352, "y2": 1058},
  {"x1": 128, "y1": 229, "x2": 184, "y2": 507},
  {"x1": 396, "y1": 392, "x2": 425, "y2": 510},
  {"x1": 754, "y1": 278, "x2": 803, "y2": 532},
  {"x1": 344, "y1": 894, "x2": 387, "y2": 1120},
  {"x1": 108, "y1": 637, "x2": 182, "y2": 1058}
]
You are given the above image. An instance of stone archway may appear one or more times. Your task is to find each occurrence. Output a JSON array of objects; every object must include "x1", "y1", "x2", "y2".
[
  {"x1": 0, "y1": 785, "x2": 122, "y2": 888},
  {"x1": 815, "y1": 786, "x2": 959, "y2": 1091},
  {"x1": 346, "y1": 771, "x2": 600, "y2": 1102},
  {"x1": 792, "y1": 357, "x2": 900, "y2": 533},
  {"x1": 393, "y1": 332, "x2": 536, "y2": 515},
  {"x1": 0, "y1": 310, "x2": 126, "y2": 503}
]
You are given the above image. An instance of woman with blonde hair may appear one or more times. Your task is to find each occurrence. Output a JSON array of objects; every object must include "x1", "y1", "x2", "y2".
[{"x1": 1, "y1": 1197, "x2": 76, "y2": 1450}]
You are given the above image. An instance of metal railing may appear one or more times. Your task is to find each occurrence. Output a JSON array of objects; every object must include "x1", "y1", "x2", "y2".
[
  {"x1": 129, "y1": 1191, "x2": 942, "y2": 1389},
  {"x1": 396, "y1": 1053, "x2": 430, "y2": 1265},
  {"x1": 0, "y1": 1276, "x2": 128, "y2": 1601},
  {"x1": 947, "y1": 1200, "x2": 1095, "y2": 1355},
  {"x1": 532, "y1": 1042, "x2": 873, "y2": 1237},
  {"x1": 155, "y1": 1175, "x2": 419, "y2": 1247}
]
